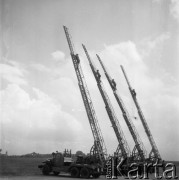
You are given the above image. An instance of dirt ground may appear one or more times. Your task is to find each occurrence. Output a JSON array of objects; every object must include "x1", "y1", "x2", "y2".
[
  {"x1": 0, "y1": 174, "x2": 109, "y2": 180},
  {"x1": 0, "y1": 157, "x2": 178, "y2": 180},
  {"x1": 0, "y1": 174, "x2": 126, "y2": 180},
  {"x1": 0, "y1": 171, "x2": 178, "y2": 180}
]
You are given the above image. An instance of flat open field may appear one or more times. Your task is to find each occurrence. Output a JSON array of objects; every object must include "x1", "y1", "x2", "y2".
[
  {"x1": 0, "y1": 156, "x2": 108, "y2": 179},
  {"x1": 0, "y1": 156, "x2": 47, "y2": 176},
  {"x1": 0, "y1": 157, "x2": 179, "y2": 179}
]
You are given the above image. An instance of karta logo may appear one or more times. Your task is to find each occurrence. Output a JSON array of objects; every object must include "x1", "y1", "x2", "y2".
[{"x1": 106, "y1": 158, "x2": 178, "y2": 179}]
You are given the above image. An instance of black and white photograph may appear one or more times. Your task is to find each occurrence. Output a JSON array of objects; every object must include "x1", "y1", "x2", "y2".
[{"x1": 0, "y1": 0, "x2": 179, "y2": 179}]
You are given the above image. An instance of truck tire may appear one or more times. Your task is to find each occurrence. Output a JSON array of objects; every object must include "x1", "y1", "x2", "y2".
[
  {"x1": 92, "y1": 173, "x2": 100, "y2": 178},
  {"x1": 53, "y1": 171, "x2": 60, "y2": 176},
  {"x1": 70, "y1": 167, "x2": 80, "y2": 178},
  {"x1": 42, "y1": 165, "x2": 50, "y2": 175},
  {"x1": 80, "y1": 167, "x2": 90, "y2": 178}
]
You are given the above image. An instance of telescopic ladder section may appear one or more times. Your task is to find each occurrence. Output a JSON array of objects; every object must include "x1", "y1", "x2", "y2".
[
  {"x1": 63, "y1": 26, "x2": 107, "y2": 166},
  {"x1": 97, "y1": 55, "x2": 146, "y2": 161},
  {"x1": 120, "y1": 65, "x2": 161, "y2": 160},
  {"x1": 82, "y1": 44, "x2": 130, "y2": 159}
]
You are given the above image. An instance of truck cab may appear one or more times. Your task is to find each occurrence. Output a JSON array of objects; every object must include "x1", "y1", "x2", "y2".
[{"x1": 38, "y1": 149, "x2": 101, "y2": 178}]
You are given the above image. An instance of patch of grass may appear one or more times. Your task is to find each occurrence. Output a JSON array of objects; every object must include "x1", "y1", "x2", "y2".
[{"x1": 0, "y1": 156, "x2": 47, "y2": 176}]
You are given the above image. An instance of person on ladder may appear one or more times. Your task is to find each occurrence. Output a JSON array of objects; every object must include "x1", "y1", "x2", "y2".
[
  {"x1": 111, "y1": 79, "x2": 117, "y2": 91},
  {"x1": 96, "y1": 70, "x2": 101, "y2": 82}
]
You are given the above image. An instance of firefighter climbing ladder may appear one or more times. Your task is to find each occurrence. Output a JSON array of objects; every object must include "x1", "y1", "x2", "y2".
[
  {"x1": 63, "y1": 26, "x2": 107, "y2": 166},
  {"x1": 82, "y1": 44, "x2": 130, "y2": 159}
]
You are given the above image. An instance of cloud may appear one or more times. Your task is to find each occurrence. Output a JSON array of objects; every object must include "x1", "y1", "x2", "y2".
[
  {"x1": 47, "y1": 77, "x2": 82, "y2": 109},
  {"x1": 93, "y1": 38, "x2": 179, "y2": 160},
  {"x1": 152, "y1": 0, "x2": 163, "y2": 3},
  {"x1": 147, "y1": 32, "x2": 170, "y2": 49},
  {"x1": 0, "y1": 84, "x2": 83, "y2": 154},
  {"x1": 99, "y1": 41, "x2": 147, "y2": 78},
  {"x1": 138, "y1": 32, "x2": 170, "y2": 57},
  {"x1": 30, "y1": 63, "x2": 50, "y2": 72},
  {"x1": 1, "y1": 35, "x2": 178, "y2": 159},
  {"x1": 0, "y1": 61, "x2": 27, "y2": 85},
  {"x1": 153, "y1": 0, "x2": 179, "y2": 23},
  {"x1": 104, "y1": 41, "x2": 141, "y2": 63},
  {"x1": 170, "y1": 0, "x2": 179, "y2": 22},
  {"x1": 51, "y1": 50, "x2": 65, "y2": 61}
]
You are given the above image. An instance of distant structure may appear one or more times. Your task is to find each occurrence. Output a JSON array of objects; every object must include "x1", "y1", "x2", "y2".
[
  {"x1": 0, "y1": 149, "x2": 8, "y2": 156},
  {"x1": 22, "y1": 152, "x2": 40, "y2": 157}
]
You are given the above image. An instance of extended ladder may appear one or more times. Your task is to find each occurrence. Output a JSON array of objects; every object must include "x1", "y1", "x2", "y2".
[
  {"x1": 97, "y1": 55, "x2": 146, "y2": 161},
  {"x1": 63, "y1": 26, "x2": 107, "y2": 166},
  {"x1": 120, "y1": 65, "x2": 161, "y2": 160},
  {"x1": 82, "y1": 44, "x2": 130, "y2": 159}
]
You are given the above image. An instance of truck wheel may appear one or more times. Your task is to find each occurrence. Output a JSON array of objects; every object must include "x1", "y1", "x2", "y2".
[
  {"x1": 53, "y1": 171, "x2": 60, "y2": 176},
  {"x1": 92, "y1": 173, "x2": 100, "y2": 178},
  {"x1": 42, "y1": 165, "x2": 50, "y2": 175},
  {"x1": 70, "y1": 167, "x2": 80, "y2": 178},
  {"x1": 80, "y1": 167, "x2": 90, "y2": 178}
]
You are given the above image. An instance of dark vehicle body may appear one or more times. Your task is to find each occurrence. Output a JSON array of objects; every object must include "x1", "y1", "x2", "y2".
[{"x1": 38, "y1": 150, "x2": 101, "y2": 178}]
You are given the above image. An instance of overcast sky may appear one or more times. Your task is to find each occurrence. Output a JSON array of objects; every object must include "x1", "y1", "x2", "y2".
[{"x1": 0, "y1": 0, "x2": 179, "y2": 161}]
